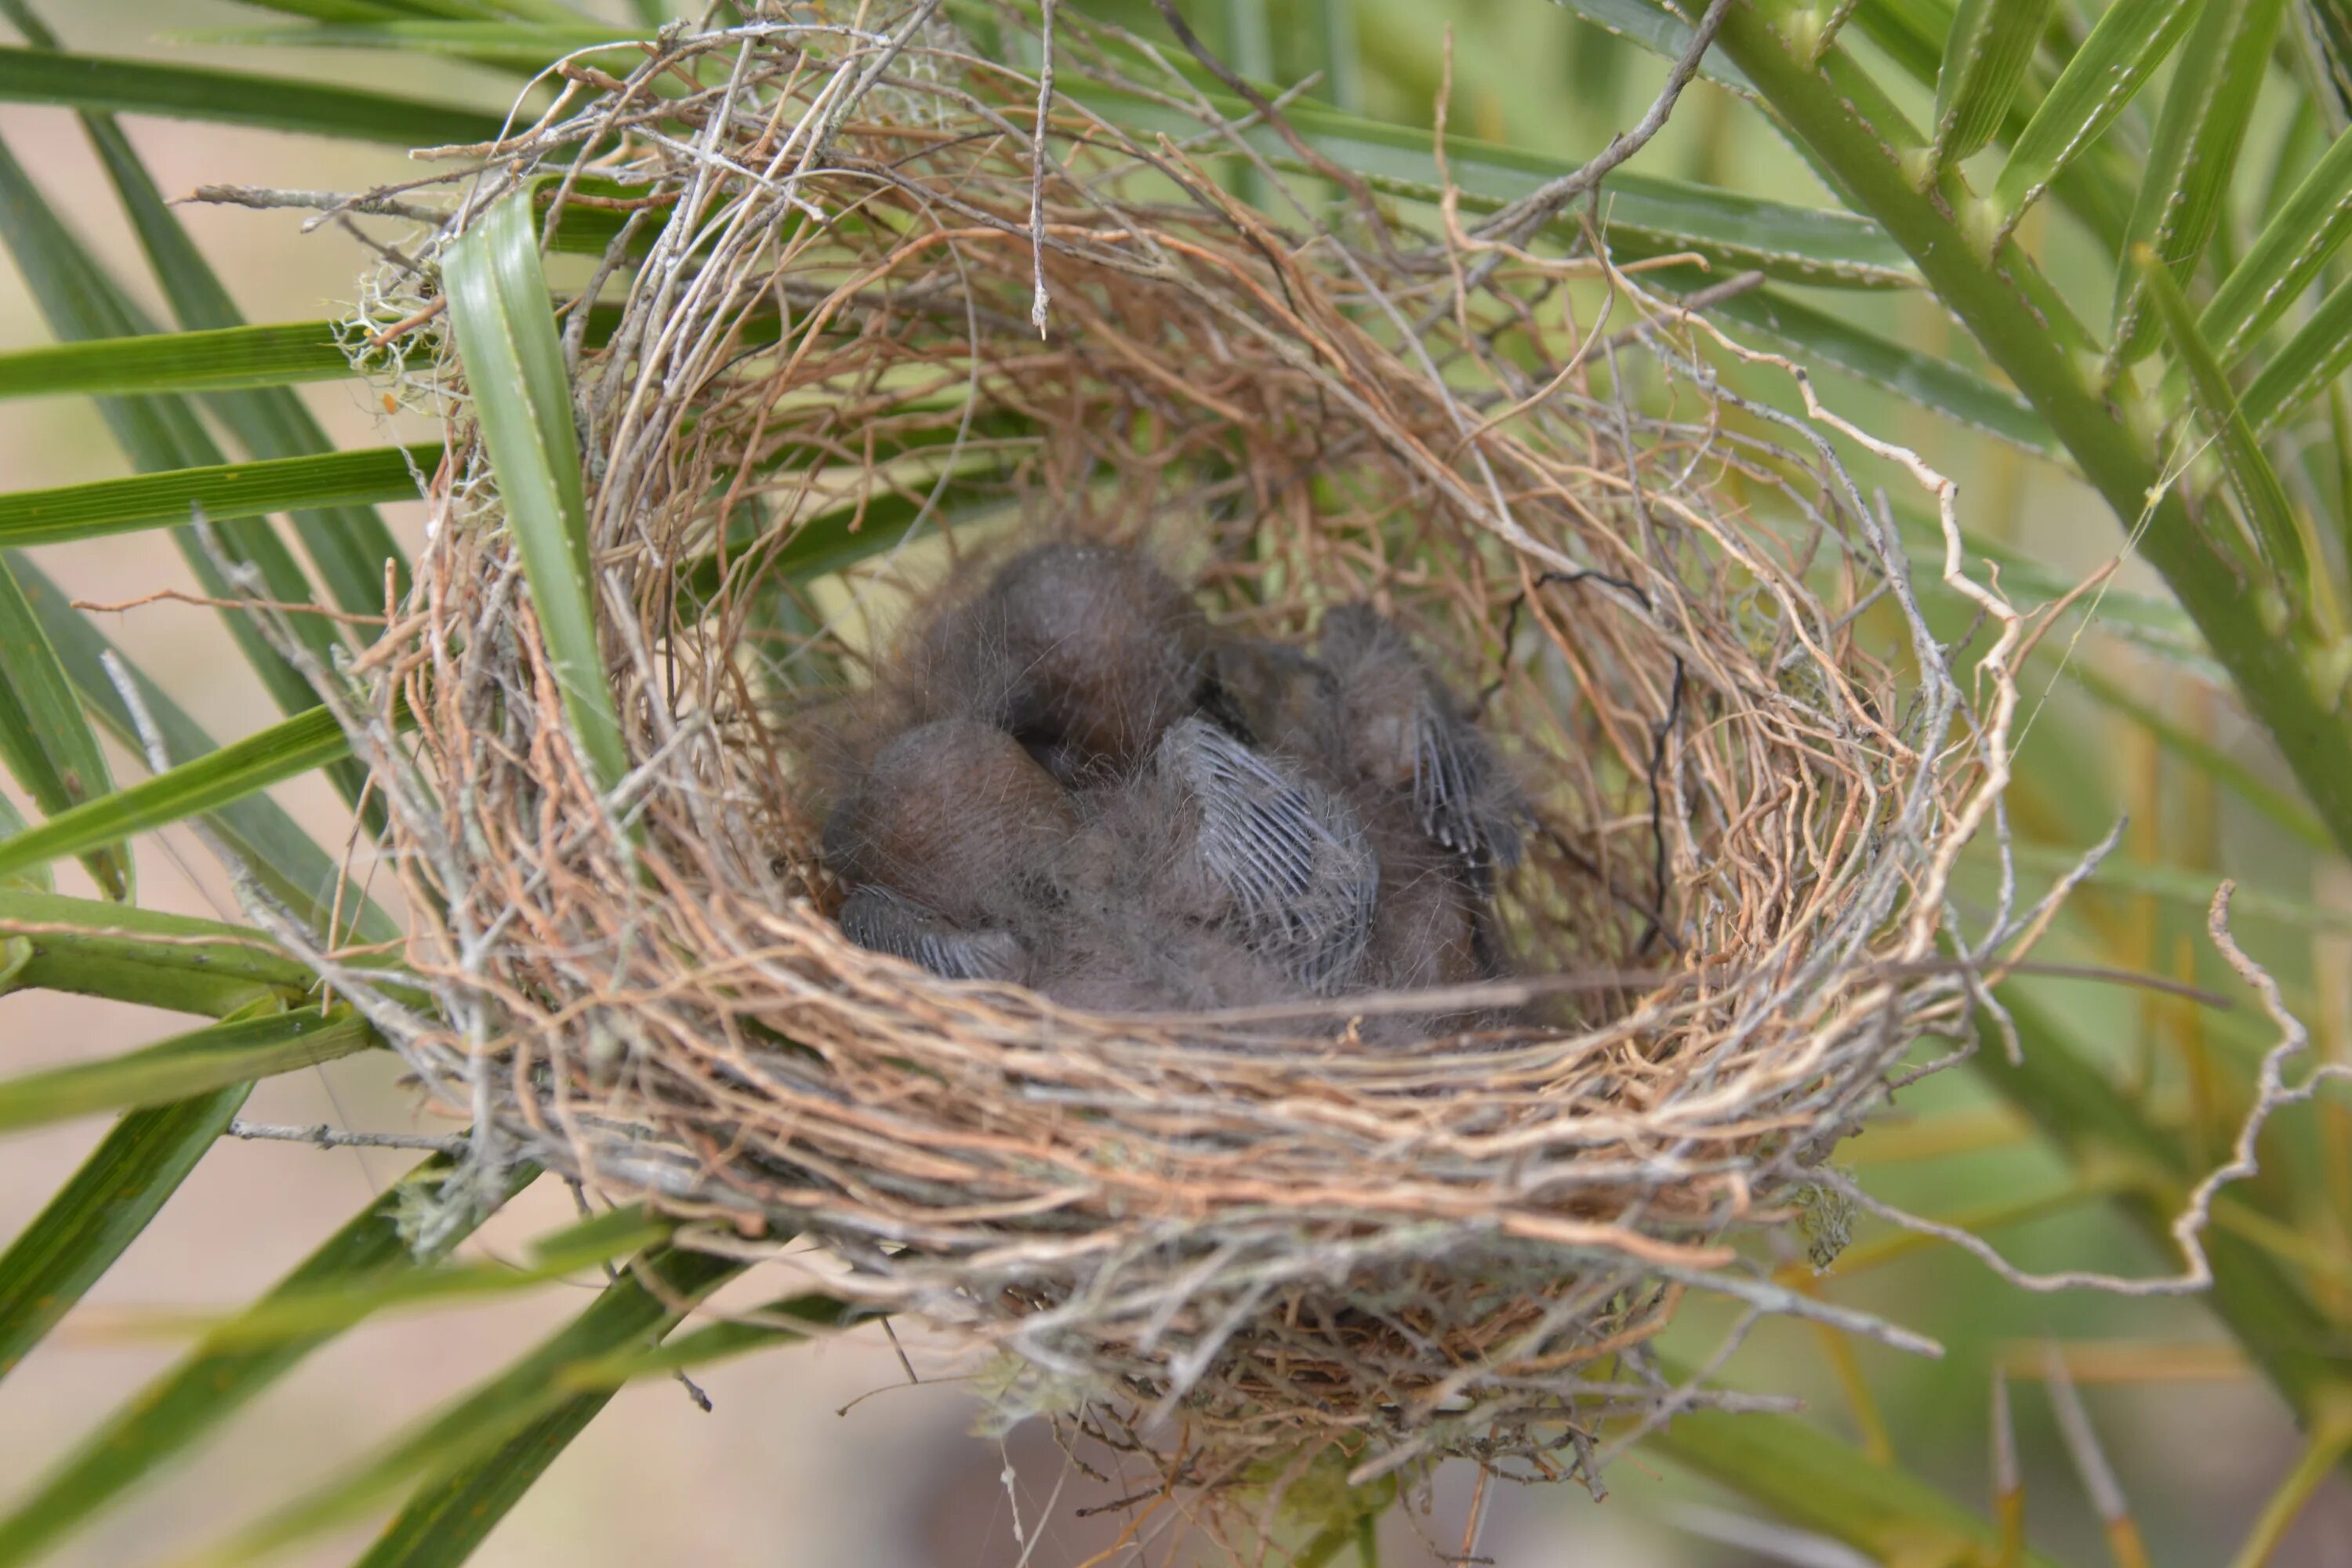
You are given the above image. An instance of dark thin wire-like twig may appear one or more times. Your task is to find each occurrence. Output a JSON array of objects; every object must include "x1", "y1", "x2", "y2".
[{"x1": 1474, "y1": 0, "x2": 1736, "y2": 247}]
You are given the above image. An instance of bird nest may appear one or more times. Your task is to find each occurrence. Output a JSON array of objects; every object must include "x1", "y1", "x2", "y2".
[{"x1": 299, "y1": 2, "x2": 2049, "y2": 1501}]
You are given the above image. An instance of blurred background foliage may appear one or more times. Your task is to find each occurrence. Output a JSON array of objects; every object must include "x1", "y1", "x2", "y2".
[{"x1": 0, "y1": 0, "x2": 2349, "y2": 1564}]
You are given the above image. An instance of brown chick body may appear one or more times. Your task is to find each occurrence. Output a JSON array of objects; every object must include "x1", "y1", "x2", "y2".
[
  {"x1": 1319, "y1": 604, "x2": 1524, "y2": 877},
  {"x1": 929, "y1": 542, "x2": 1210, "y2": 786},
  {"x1": 1203, "y1": 611, "x2": 1518, "y2": 996},
  {"x1": 1131, "y1": 716, "x2": 1377, "y2": 996},
  {"x1": 822, "y1": 718, "x2": 1078, "y2": 979}
]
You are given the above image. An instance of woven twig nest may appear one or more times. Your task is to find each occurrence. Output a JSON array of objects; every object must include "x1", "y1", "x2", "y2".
[{"x1": 309, "y1": 4, "x2": 2040, "y2": 1497}]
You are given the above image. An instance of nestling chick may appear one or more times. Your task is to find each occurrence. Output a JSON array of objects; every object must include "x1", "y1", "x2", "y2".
[
  {"x1": 822, "y1": 717, "x2": 1076, "y2": 978},
  {"x1": 837, "y1": 884, "x2": 1029, "y2": 982},
  {"x1": 939, "y1": 541, "x2": 1210, "y2": 786},
  {"x1": 1319, "y1": 604, "x2": 1525, "y2": 874},
  {"x1": 1138, "y1": 716, "x2": 1378, "y2": 996}
]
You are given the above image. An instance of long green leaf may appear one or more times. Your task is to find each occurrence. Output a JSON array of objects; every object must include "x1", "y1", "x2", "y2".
[
  {"x1": 1548, "y1": 0, "x2": 1758, "y2": 96},
  {"x1": 2138, "y1": 247, "x2": 2316, "y2": 604},
  {"x1": 1073, "y1": 83, "x2": 1919, "y2": 288},
  {"x1": 445, "y1": 191, "x2": 629, "y2": 797},
  {"x1": 0, "y1": 887, "x2": 318, "y2": 1018},
  {"x1": 0, "y1": 45, "x2": 503, "y2": 143},
  {"x1": 355, "y1": 1292, "x2": 840, "y2": 1568},
  {"x1": 1306, "y1": 0, "x2": 1364, "y2": 114},
  {"x1": 1787, "y1": 0, "x2": 2140, "y2": 252},
  {"x1": 2057, "y1": 662, "x2": 2333, "y2": 851},
  {"x1": 205, "y1": 1246, "x2": 743, "y2": 1566},
  {"x1": 1932, "y1": 0, "x2": 2053, "y2": 167},
  {"x1": 0, "y1": 321, "x2": 351, "y2": 400},
  {"x1": 2110, "y1": 0, "x2": 2288, "y2": 366},
  {"x1": 0, "y1": 1007, "x2": 374, "y2": 1134},
  {"x1": 0, "y1": 703, "x2": 366, "y2": 887},
  {"x1": 175, "y1": 20, "x2": 642, "y2": 68},
  {"x1": 1998, "y1": 840, "x2": 2352, "y2": 932},
  {"x1": 1645, "y1": 1399, "x2": 2068, "y2": 1568},
  {"x1": 0, "y1": 1080, "x2": 252, "y2": 1383},
  {"x1": 158, "y1": 1209, "x2": 676, "y2": 1348},
  {"x1": 5, "y1": 554, "x2": 399, "y2": 946},
  {"x1": 1989, "y1": 0, "x2": 2198, "y2": 239},
  {"x1": 2201, "y1": 125, "x2": 2352, "y2": 364},
  {"x1": 0, "y1": 1153, "x2": 539, "y2": 1568},
  {"x1": 0, "y1": 793, "x2": 43, "y2": 896},
  {"x1": 0, "y1": 445, "x2": 434, "y2": 549},
  {"x1": 0, "y1": 554, "x2": 128, "y2": 899},
  {"x1": 2243, "y1": 269, "x2": 2352, "y2": 435}
]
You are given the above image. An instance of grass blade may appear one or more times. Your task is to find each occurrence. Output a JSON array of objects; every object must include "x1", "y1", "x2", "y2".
[
  {"x1": 0, "y1": 887, "x2": 318, "y2": 1018},
  {"x1": 2243, "y1": 270, "x2": 2352, "y2": 436},
  {"x1": 444, "y1": 191, "x2": 627, "y2": 797},
  {"x1": 2137, "y1": 246, "x2": 2322, "y2": 621},
  {"x1": 1643, "y1": 1397, "x2": 2068, "y2": 1568},
  {"x1": 0, "y1": 1080, "x2": 252, "y2": 1384},
  {"x1": 203, "y1": 1246, "x2": 743, "y2": 1566},
  {"x1": 2056, "y1": 661, "x2": 2332, "y2": 851},
  {"x1": 0, "y1": 445, "x2": 436, "y2": 549},
  {"x1": 0, "y1": 1007, "x2": 375, "y2": 1133},
  {"x1": 0, "y1": 321, "x2": 351, "y2": 400},
  {"x1": 0, "y1": 554, "x2": 129, "y2": 899},
  {"x1": 1996, "y1": 840, "x2": 2352, "y2": 932},
  {"x1": 2315, "y1": 0, "x2": 2352, "y2": 121},
  {"x1": 0, "y1": 703, "x2": 370, "y2": 887},
  {"x1": 0, "y1": 792, "x2": 44, "y2": 895},
  {"x1": 2201, "y1": 125, "x2": 2352, "y2": 364},
  {"x1": 4, "y1": 554, "x2": 398, "y2": 946},
  {"x1": 354, "y1": 1293, "x2": 840, "y2": 1568},
  {"x1": 0, "y1": 1153, "x2": 539, "y2": 1568},
  {"x1": 1549, "y1": 0, "x2": 1758, "y2": 96},
  {"x1": 0, "y1": 45, "x2": 502, "y2": 143},
  {"x1": 1073, "y1": 83, "x2": 1918, "y2": 287},
  {"x1": 1989, "y1": 0, "x2": 2198, "y2": 240},
  {"x1": 175, "y1": 20, "x2": 642, "y2": 71},
  {"x1": 160, "y1": 1210, "x2": 677, "y2": 1349},
  {"x1": 1932, "y1": 0, "x2": 2053, "y2": 167},
  {"x1": 2109, "y1": 0, "x2": 2289, "y2": 367},
  {"x1": 1306, "y1": 0, "x2": 1363, "y2": 114}
]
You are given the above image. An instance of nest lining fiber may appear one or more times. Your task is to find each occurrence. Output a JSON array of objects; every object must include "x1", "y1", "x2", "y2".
[{"x1": 305, "y1": 2, "x2": 2043, "y2": 1493}]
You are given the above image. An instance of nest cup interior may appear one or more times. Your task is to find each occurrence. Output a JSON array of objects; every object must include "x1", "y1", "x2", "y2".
[{"x1": 349, "y1": 8, "x2": 1999, "y2": 1493}]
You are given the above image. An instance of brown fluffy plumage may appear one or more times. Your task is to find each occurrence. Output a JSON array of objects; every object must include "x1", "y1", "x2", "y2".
[{"x1": 812, "y1": 541, "x2": 1522, "y2": 1035}]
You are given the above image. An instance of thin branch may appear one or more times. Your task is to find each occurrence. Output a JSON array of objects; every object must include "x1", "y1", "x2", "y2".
[
  {"x1": 1475, "y1": 0, "x2": 1735, "y2": 245},
  {"x1": 225, "y1": 1120, "x2": 470, "y2": 1155}
]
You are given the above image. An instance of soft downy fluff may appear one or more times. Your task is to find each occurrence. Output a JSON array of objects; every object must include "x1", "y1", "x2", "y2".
[{"x1": 801, "y1": 539, "x2": 1524, "y2": 1037}]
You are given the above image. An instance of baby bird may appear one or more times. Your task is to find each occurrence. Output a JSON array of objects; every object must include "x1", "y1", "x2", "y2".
[
  {"x1": 822, "y1": 717, "x2": 1077, "y2": 981},
  {"x1": 942, "y1": 541, "x2": 1209, "y2": 786},
  {"x1": 1319, "y1": 604, "x2": 1524, "y2": 876},
  {"x1": 1140, "y1": 716, "x2": 1378, "y2": 996},
  {"x1": 837, "y1": 885, "x2": 1029, "y2": 982}
]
